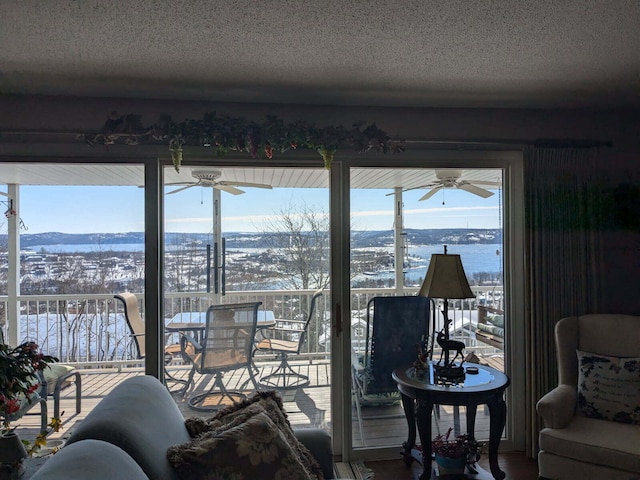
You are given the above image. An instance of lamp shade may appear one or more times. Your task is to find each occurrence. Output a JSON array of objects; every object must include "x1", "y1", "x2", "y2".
[{"x1": 418, "y1": 254, "x2": 475, "y2": 299}]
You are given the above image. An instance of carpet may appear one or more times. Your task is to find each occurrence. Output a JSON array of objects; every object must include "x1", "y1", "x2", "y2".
[{"x1": 333, "y1": 460, "x2": 374, "y2": 479}]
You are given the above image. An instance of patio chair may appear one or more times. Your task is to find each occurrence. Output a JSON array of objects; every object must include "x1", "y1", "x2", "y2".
[
  {"x1": 255, "y1": 290, "x2": 323, "y2": 389},
  {"x1": 180, "y1": 302, "x2": 262, "y2": 410},
  {"x1": 351, "y1": 295, "x2": 434, "y2": 443},
  {"x1": 0, "y1": 329, "x2": 81, "y2": 430},
  {"x1": 353, "y1": 295, "x2": 434, "y2": 403},
  {"x1": 114, "y1": 292, "x2": 181, "y2": 365}
]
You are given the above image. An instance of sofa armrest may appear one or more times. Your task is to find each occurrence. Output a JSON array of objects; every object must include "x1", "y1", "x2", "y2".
[
  {"x1": 294, "y1": 428, "x2": 334, "y2": 479},
  {"x1": 31, "y1": 439, "x2": 150, "y2": 480},
  {"x1": 536, "y1": 384, "x2": 577, "y2": 429}
]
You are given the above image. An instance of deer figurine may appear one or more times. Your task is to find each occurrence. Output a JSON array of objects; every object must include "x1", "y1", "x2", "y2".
[{"x1": 436, "y1": 330, "x2": 465, "y2": 367}]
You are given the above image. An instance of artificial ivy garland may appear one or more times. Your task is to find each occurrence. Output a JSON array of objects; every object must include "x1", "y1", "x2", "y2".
[{"x1": 79, "y1": 111, "x2": 405, "y2": 172}]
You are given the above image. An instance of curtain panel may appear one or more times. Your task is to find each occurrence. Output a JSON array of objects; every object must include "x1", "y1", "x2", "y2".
[{"x1": 523, "y1": 147, "x2": 603, "y2": 458}]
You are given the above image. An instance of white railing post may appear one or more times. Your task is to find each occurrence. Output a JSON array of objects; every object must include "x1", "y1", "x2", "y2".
[{"x1": 6, "y1": 184, "x2": 20, "y2": 346}]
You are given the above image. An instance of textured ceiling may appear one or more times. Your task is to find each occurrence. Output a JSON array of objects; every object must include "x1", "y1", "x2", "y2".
[{"x1": 1, "y1": 1, "x2": 639, "y2": 108}]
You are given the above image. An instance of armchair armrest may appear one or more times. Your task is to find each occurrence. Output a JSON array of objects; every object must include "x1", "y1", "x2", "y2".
[{"x1": 536, "y1": 384, "x2": 577, "y2": 429}]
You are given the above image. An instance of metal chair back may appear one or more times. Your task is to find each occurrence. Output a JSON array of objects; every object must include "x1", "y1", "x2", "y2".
[
  {"x1": 198, "y1": 302, "x2": 261, "y2": 372},
  {"x1": 114, "y1": 292, "x2": 145, "y2": 359},
  {"x1": 364, "y1": 295, "x2": 433, "y2": 395}
]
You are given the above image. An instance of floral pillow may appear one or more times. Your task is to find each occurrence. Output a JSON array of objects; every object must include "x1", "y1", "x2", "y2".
[
  {"x1": 167, "y1": 411, "x2": 314, "y2": 480},
  {"x1": 180, "y1": 391, "x2": 323, "y2": 480},
  {"x1": 576, "y1": 350, "x2": 640, "y2": 425}
]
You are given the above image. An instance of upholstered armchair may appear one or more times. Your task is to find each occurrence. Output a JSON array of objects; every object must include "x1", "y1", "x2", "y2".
[{"x1": 536, "y1": 314, "x2": 640, "y2": 480}]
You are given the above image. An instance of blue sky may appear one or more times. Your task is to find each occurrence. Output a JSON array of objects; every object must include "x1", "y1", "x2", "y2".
[{"x1": 10, "y1": 184, "x2": 500, "y2": 234}]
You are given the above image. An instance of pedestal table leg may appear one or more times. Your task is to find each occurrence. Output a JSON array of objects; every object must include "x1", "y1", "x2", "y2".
[
  {"x1": 415, "y1": 396, "x2": 434, "y2": 480},
  {"x1": 399, "y1": 392, "x2": 417, "y2": 465},
  {"x1": 486, "y1": 395, "x2": 507, "y2": 480}
]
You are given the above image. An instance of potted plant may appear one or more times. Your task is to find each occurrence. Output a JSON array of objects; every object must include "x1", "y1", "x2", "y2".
[
  {"x1": 0, "y1": 341, "x2": 60, "y2": 477},
  {"x1": 431, "y1": 427, "x2": 482, "y2": 476}
]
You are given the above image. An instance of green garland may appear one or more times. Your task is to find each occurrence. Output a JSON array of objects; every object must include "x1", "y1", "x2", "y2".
[{"x1": 79, "y1": 111, "x2": 405, "y2": 172}]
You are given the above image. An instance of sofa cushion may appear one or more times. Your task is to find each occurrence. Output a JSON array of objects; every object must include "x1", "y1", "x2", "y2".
[
  {"x1": 576, "y1": 350, "x2": 640, "y2": 425},
  {"x1": 539, "y1": 415, "x2": 640, "y2": 474},
  {"x1": 31, "y1": 439, "x2": 150, "y2": 480},
  {"x1": 168, "y1": 411, "x2": 315, "y2": 480},
  {"x1": 66, "y1": 375, "x2": 191, "y2": 480},
  {"x1": 182, "y1": 391, "x2": 323, "y2": 479}
]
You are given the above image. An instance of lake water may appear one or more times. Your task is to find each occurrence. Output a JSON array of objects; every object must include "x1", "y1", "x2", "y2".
[
  {"x1": 29, "y1": 242, "x2": 502, "y2": 277},
  {"x1": 29, "y1": 243, "x2": 146, "y2": 253},
  {"x1": 356, "y1": 243, "x2": 502, "y2": 277}
]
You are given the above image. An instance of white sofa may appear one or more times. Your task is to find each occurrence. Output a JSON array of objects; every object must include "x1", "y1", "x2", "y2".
[{"x1": 536, "y1": 314, "x2": 640, "y2": 480}]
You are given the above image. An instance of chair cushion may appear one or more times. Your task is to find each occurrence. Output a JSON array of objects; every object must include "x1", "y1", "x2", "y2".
[
  {"x1": 43, "y1": 364, "x2": 76, "y2": 395},
  {"x1": 486, "y1": 314, "x2": 504, "y2": 328},
  {"x1": 576, "y1": 350, "x2": 640, "y2": 425},
  {"x1": 179, "y1": 391, "x2": 323, "y2": 479},
  {"x1": 539, "y1": 415, "x2": 640, "y2": 474},
  {"x1": 5, "y1": 391, "x2": 42, "y2": 422},
  {"x1": 476, "y1": 322, "x2": 504, "y2": 338},
  {"x1": 257, "y1": 338, "x2": 298, "y2": 352},
  {"x1": 167, "y1": 412, "x2": 315, "y2": 480}
]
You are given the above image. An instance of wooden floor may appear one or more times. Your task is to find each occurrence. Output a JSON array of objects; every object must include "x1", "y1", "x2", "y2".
[
  {"x1": 367, "y1": 452, "x2": 539, "y2": 480},
  {"x1": 14, "y1": 354, "x2": 510, "y2": 460}
]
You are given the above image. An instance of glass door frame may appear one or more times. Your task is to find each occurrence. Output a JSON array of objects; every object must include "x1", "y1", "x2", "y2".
[{"x1": 329, "y1": 148, "x2": 525, "y2": 461}]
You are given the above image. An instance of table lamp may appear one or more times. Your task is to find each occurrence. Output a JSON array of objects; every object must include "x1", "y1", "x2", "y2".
[{"x1": 419, "y1": 246, "x2": 475, "y2": 378}]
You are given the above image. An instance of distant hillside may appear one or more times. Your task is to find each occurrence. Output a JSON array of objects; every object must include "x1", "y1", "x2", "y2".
[
  {"x1": 5, "y1": 229, "x2": 502, "y2": 250},
  {"x1": 351, "y1": 228, "x2": 501, "y2": 248}
]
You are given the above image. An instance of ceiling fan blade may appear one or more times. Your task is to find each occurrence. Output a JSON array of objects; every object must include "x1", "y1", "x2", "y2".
[
  {"x1": 418, "y1": 186, "x2": 443, "y2": 201},
  {"x1": 215, "y1": 184, "x2": 245, "y2": 195},
  {"x1": 462, "y1": 180, "x2": 502, "y2": 186},
  {"x1": 384, "y1": 183, "x2": 438, "y2": 196},
  {"x1": 219, "y1": 181, "x2": 272, "y2": 189},
  {"x1": 458, "y1": 183, "x2": 494, "y2": 198},
  {"x1": 166, "y1": 184, "x2": 197, "y2": 195},
  {"x1": 164, "y1": 181, "x2": 194, "y2": 187}
]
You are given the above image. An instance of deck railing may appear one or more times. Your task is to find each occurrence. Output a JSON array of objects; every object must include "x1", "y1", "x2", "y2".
[{"x1": 0, "y1": 286, "x2": 503, "y2": 364}]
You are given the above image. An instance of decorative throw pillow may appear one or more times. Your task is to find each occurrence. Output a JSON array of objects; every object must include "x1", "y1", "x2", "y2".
[
  {"x1": 168, "y1": 412, "x2": 314, "y2": 480},
  {"x1": 576, "y1": 350, "x2": 640, "y2": 425},
  {"x1": 182, "y1": 391, "x2": 323, "y2": 480}
]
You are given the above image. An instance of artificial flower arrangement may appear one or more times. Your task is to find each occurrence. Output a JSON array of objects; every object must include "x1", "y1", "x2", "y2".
[
  {"x1": 0, "y1": 341, "x2": 62, "y2": 456},
  {"x1": 431, "y1": 427, "x2": 482, "y2": 464},
  {"x1": 79, "y1": 111, "x2": 405, "y2": 172}
]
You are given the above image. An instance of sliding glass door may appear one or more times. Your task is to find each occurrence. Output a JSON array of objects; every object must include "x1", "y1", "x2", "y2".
[
  {"x1": 162, "y1": 164, "x2": 333, "y2": 427},
  {"x1": 335, "y1": 150, "x2": 524, "y2": 460}
]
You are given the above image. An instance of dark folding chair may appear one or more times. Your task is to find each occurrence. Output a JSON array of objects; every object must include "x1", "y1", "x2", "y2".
[
  {"x1": 351, "y1": 295, "x2": 434, "y2": 444},
  {"x1": 180, "y1": 302, "x2": 262, "y2": 410},
  {"x1": 255, "y1": 290, "x2": 323, "y2": 389}
]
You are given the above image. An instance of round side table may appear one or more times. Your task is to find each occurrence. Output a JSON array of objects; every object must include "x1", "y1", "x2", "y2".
[{"x1": 393, "y1": 362, "x2": 510, "y2": 480}]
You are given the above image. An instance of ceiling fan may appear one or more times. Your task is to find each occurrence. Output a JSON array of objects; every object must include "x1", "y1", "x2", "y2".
[
  {"x1": 393, "y1": 169, "x2": 501, "y2": 201},
  {"x1": 165, "y1": 169, "x2": 273, "y2": 195}
]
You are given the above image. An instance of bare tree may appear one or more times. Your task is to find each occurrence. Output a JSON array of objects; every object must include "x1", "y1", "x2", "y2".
[{"x1": 260, "y1": 202, "x2": 330, "y2": 291}]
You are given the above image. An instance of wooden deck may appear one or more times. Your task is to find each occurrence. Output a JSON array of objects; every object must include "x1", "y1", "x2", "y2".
[{"x1": 14, "y1": 354, "x2": 505, "y2": 452}]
